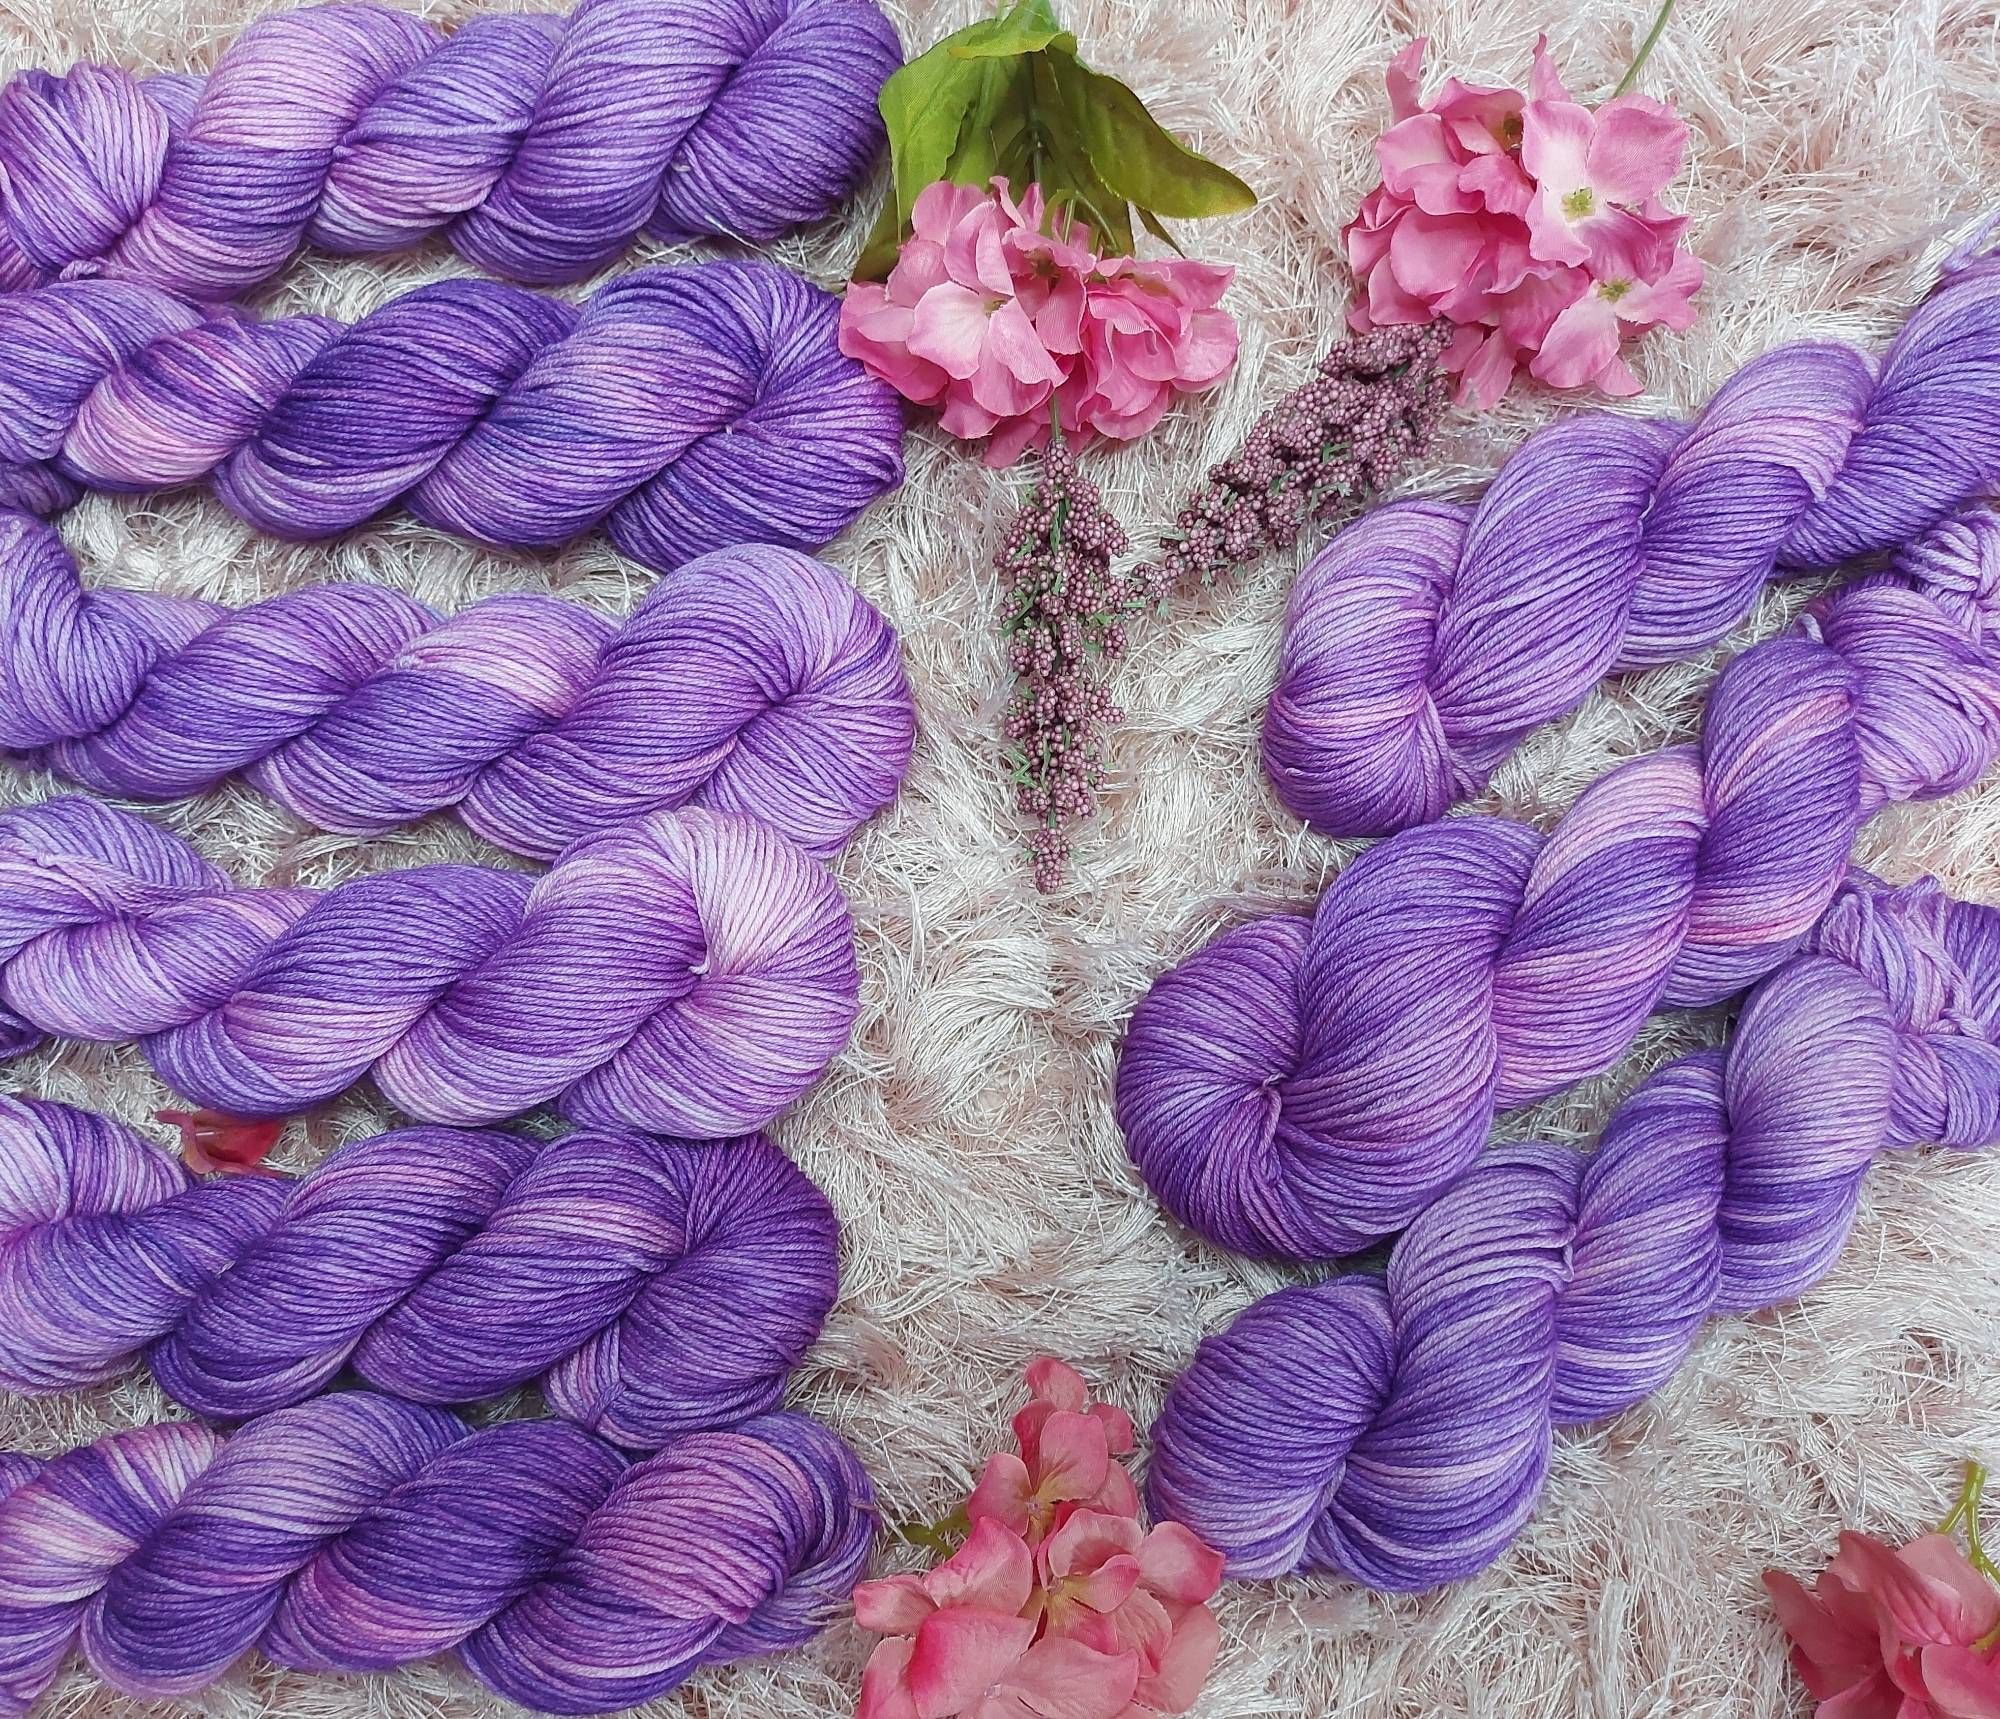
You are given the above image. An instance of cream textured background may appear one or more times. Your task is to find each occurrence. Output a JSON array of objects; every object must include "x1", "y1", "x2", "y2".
[{"x1": 2, "y1": 0, "x2": 1998, "y2": 1714}]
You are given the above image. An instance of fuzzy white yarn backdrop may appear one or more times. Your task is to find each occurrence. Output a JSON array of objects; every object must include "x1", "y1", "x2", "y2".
[{"x1": 2, "y1": 0, "x2": 1997, "y2": 1715}]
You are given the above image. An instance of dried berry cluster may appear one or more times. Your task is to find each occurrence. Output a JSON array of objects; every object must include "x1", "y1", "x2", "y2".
[
  {"x1": 1000, "y1": 324, "x2": 1452, "y2": 890},
  {"x1": 999, "y1": 441, "x2": 1164, "y2": 894},
  {"x1": 1142, "y1": 321, "x2": 1452, "y2": 589}
]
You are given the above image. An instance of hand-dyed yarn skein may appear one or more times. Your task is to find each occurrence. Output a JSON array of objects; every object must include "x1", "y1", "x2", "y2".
[
  {"x1": 0, "y1": 796, "x2": 858, "y2": 1135},
  {"x1": 0, "y1": 1394, "x2": 873, "y2": 1715},
  {"x1": 1118, "y1": 506, "x2": 2000, "y2": 1261},
  {"x1": 0, "y1": 517, "x2": 914, "y2": 861},
  {"x1": 1265, "y1": 228, "x2": 2000, "y2": 838},
  {"x1": 1147, "y1": 876, "x2": 2000, "y2": 1590},
  {"x1": 0, "y1": 1096, "x2": 836, "y2": 1448},
  {"x1": 0, "y1": 0, "x2": 901, "y2": 297},
  {"x1": 0, "y1": 260, "x2": 906, "y2": 573}
]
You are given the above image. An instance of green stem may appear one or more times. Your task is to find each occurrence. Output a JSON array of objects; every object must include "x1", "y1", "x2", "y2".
[{"x1": 1611, "y1": 0, "x2": 1676, "y2": 98}]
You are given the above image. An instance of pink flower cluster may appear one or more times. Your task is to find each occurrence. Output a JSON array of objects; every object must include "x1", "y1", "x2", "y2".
[
  {"x1": 856, "y1": 1359, "x2": 1225, "y2": 1719},
  {"x1": 1766, "y1": 1491, "x2": 2000, "y2": 1717},
  {"x1": 1345, "y1": 36, "x2": 1702, "y2": 407},
  {"x1": 841, "y1": 180, "x2": 1239, "y2": 466}
]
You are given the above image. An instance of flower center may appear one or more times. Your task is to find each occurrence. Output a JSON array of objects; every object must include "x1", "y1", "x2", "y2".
[
  {"x1": 1562, "y1": 186, "x2": 1596, "y2": 219},
  {"x1": 1498, "y1": 113, "x2": 1524, "y2": 148},
  {"x1": 1598, "y1": 277, "x2": 1633, "y2": 302}
]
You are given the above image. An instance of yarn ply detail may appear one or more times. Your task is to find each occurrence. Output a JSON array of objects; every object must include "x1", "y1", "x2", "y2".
[
  {"x1": 1118, "y1": 506, "x2": 2000, "y2": 1260},
  {"x1": 0, "y1": 1096, "x2": 837, "y2": 1447},
  {"x1": 0, "y1": 516, "x2": 915, "y2": 860},
  {"x1": 1264, "y1": 233, "x2": 2000, "y2": 838},
  {"x1": 0, "y1": 0, "x2": 901, "y2": 297},
  {"x1": 1146, "y1": 877, "x2": 2000, "y2": 1588},
  {"x1": 0, "y1": 797, "x2": 859, "y2": 1132},
  {"x1": 0, "y1": 1393, "x2": 873, "y2": 1714},
  {"x1": 0, "y1": 260, "x2": 906, "y2": 572}
]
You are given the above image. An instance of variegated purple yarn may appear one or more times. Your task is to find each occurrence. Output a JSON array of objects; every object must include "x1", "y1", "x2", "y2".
[
  {"x1": 0, "y1": 796, "x2": 859, "y2": 1132},
  {"x1": 0, "y1": 260, "x2": 905, "y2": 572},
  {"x1": 1147, "y1": 876, "x2": 2000, "y2": 1588},
  {"x1": 1118, "y1": 506, "x2": 2000, "y2": 1260},
  {"x1": 0, "y1": 513, "x2": 914, "y2": 860},
  {"x1": 0, "y1": 0, "x2": 900, "y2": 297},
  {"x1": 0, "y1": 1096, "x2": 837, "y2": 1446},
  {"x1": 1265, "y1": 234, "x2": 2000, "y2": 838},
  {"x1": 0, "y1": 1393, "x2": 873, "y2": 1714}
]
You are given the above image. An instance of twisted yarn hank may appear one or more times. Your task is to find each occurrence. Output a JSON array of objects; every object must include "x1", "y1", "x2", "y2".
[
  {"x1": 0, "y1": 0, "x2": 900, "y2": 298},
  {"x1": 1146, "y1": 876, "x2": 2000, "y2": 1589},
  {"x1": 0, "y1": 1096, "x2": 837, "y2": 1446},
  {"x1": 0, "y1": 796, "x2": 859, "y2": 1133},
  {"x1": 0, "y1": 259, "x2": 906, "y2": 573},
  {"x1": 1118, "y1": 506, "x2": 2000, "y2": 1260},
  {"x1": 0, "y1": 1393, "x2": 873, "y2": 1714},
  {"x1": 1265, "y1": 228, "x2": 2000, "y2": 838},
  {"x1": 0, "y1": 514, "x2": 914, "y2": 861}
]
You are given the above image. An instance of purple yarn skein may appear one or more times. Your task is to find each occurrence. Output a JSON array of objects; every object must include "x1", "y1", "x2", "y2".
[
  {"x1": 0, "y1": 514, "x2": 915, "y2": 861},
  {"x1": 0, "y1": 0, "x2": 901, "y2": 297},
  {"x1": 0, "y1": 260, "x2": 907, "y2": 573},
  {"x1": 1147, "y1": 876, "x2": 2000, "y2": 1588},
  {"x1": 0, "y1": 1095, "x2": 838, "y2": 1446},
  {"x1": 0, "y1": 796, "x2": 859, "y2": 1132},
  {"x1": 0, "y1": 1393, "x2": 874, "y2": 1713},
  {"x1": 1265, "y1": 230, "x2": 2000, "y2": 838},
  {"x1": 1118, "y1": 506, "x2": 2000, "y2": 1260}
]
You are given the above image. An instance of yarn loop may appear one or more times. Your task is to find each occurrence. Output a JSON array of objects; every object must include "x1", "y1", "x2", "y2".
[
  {"x1": 0, "y1": 261, "x2": 907, "y2": 572},
  {"x1": 1264, "y1": 244, "x2": 2000, "y2": 837},
  {"x1": 0, "y1": 796, "x2": 860, "y2": 1132},
  {"x1": 0, "y1": 1394, "x2": 874, "y2": 1713},
  {"x1": 1120, "y1": 507, "x2": 2000, "y2": 1259},
  {"x1": 0, "y1": 1096, "x2": 839, "y2": 1446},
  {"x1": 1147, "y1": 878, "x2": 2000, "y2": 1588},
  {"x1": 0, "y1": 0, "x2": 901, "y2": 297},
  {"x1": 0, "y1": 516, "x2": 915, "y2": 860}
]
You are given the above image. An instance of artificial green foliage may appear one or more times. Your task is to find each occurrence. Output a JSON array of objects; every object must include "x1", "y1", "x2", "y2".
[{"x1": 855, "y1": 0, "x2": 1256, "y2": 279}]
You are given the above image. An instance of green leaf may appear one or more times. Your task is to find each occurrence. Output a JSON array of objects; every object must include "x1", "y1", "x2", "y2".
[
  {"x1": 948, "y1": 0, "x2": 1075, "y2": 60},
  {"x1": 944, "y1": 58, "x2": 1036, "y2": 187},
  {"x1": 1029, "y1": 55, "x2": 1134, "y2": 252},
  {"x1": 1047, "y1": 50, "x2": 1256, "y2": 220}
]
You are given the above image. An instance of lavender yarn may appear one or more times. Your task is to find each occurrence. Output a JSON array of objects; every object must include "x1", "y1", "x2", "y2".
[
  {"x1": 1265, "y1": 233, "x2": 2000, "y2": 838},
  {"x1": 0, "y1": 796, "x2": 859, "y2": 1131},
  {"x1": 0, "y1": 0, "x2": 900, "y2": 298},
  {"x1": 0, "y1": 1393, "x2": 873, "y2": 1713},
  {"x1": 0, "y1": 1095, "x2": 837, "y2": 1445},
  {"x1": 0, "y1": 513, "x2": 914, "y2": 860},
  {"x1": 1118, "y1": 506, "x2": 2000, "y2": 1260},
  {"x1": 1147, "y1": 876, "x2": 2000, "y2": 1588},
  {"x1": 0, "y1": 260, "x2": 906, "y2": 572}
]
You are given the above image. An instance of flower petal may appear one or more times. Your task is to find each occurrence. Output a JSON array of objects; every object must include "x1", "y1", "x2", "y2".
[
  {"x1": 1136, "y1": 1522, "x2": 1226, "y2": 1605},
  {"x1": 908, "y1": 284, "x2": 997, "y2": 381},
  {"x1": 1134, "y1": 1601, "x2": 1221, "y2": 1714},
  {"x1": 927, "y1": 1517, "x2": 1037, "y2": 1617},
  {"x1": 1918, "y1": 1643, "x2": 2000, "y2": 1717},
  {"x1": 1045, "y1": 1509, "x2": 1145, "y2": 1580},
  {"x1": 1520, "y1": 97, "x2": 1594, "y2": 197},
  {"x1": 855, "y1": 1574, "x2": 935, "y2": 1637},
  {"x1": 1586, "y1": 93, "x2": 1690, "y2": 205},
  {"x1": 1529, "y1": 290, "x2": 1621, "y2": 389},
  {"x1": 858, "y1": 1636, "x2": 923, "y2": 1719},
  {"x1": 1385, "y1": 37, "x2": 1428, "y2": 122},
  {"x1": 986, "y1": 299, "x2": 1067, "y2": 388},
  {"x1": 968, "y1": 1452, "x2": 1037, "y2": 1535},
  {"x1": 1006, "y1": 1635, "x2": 1142, "y2": 1719},
  {"x1": 1836, "y1": 1531, "x2": 2000, "y2": 1646},
  {"x1": 907, "y1": 1609, "x2": 1039, "y2": 1716},
  {"x1": 1528, "y1": 34, "x2": 1572, "y2": 105},
  {"x1": 911, "y1": 180, "x2": 986, "y2": 243},
  {"x1": 1035, "y1": 1411, "x2": 1113, "y2": 1503}
]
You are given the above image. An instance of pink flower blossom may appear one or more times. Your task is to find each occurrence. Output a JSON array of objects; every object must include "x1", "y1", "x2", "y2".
[
  {"x1": 1342, "y1": 35, "x2": 1699, "y2": 408},
  {"x1": 1766, "y1": 1512, "x2": 2000, "y2": 1718},
  {"x1": 841, "y1": 181, "x2": 1238, "y2": 466},
  {"x1": 853, "y1": 1359, "x2": 1227, "y2": 1719}
]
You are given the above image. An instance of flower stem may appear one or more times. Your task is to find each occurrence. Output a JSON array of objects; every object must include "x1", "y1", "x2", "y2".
[{"x1": 1612, "y1": 0, "x2": 1677, "y2": 98}]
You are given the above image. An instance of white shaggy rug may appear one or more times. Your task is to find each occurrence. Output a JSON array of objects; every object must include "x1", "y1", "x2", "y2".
[{"x1": 3, "y1": 0, "x2": 1998, "y2": 1715}]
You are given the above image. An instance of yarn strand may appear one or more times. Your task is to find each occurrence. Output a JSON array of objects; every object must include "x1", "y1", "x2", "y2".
[
  {"x1": 0, "y1": 514, "x2": 915, "y2": 860},
  {"x1": 0, "y1": 796, "x2": 859, "y2": 1133},
  {"x1": 1119, "y1": 505, "x2": 2000, "y2": 1259},
  {"x1": 0, "y1": 260, "x2": 907, "y2": 574},
  {"x1": 0, "y1": 0, "x2": 901, "y2": 298},
  {"x1": 1147, "y1": 875, "x2": 2000, "y2": 1588},
  {"x1": 0, "y1": 1096, "x2": 838, "y2": 1447},
  {"x1": 0, "y1": 1394, "x2": 874, "y2": 1714},
  {"x1": 1263, "y1": 230, "x2": 2000, "y2": 838}
]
